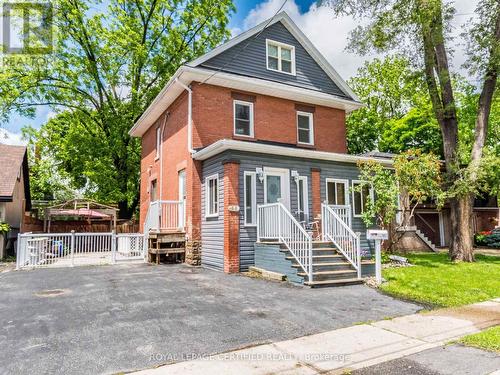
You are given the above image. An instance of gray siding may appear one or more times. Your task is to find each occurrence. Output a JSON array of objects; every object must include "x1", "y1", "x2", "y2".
[
  {"x1": 200, "y1": 22, "x2": 349, "y2": 99},
  {"x1": 201, "y1": 156, "x2": 225, "y2": 271},
  {"x1": 220, "y1": 150, "x2": 374, "y2": 271}
]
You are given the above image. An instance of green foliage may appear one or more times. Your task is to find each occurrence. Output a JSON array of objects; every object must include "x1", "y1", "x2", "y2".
[
  {"x1": 459, "y1": 326, "x2": 500, "y2": 353},
  {"x1": 0, "y1": 222, "x2": 10, "y2": 233},
  {"x1": 381, "y1": 253, "x2": 500, "y2": 307},
  {"x1": 355, "y1": 160, "x2": 398, "y2": 228},
  {"x1": 356, "y1": 150, "x2": 444, "y2": 230},
  {"x1": 1, "y1": 0, "x2": 234, "y2": 217},
  {"x1": 346, "y1": 56, "x2": 431, "y2": 154}
]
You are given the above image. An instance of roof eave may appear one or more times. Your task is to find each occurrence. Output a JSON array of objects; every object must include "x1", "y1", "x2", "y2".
[{"x1": 192, "y1": 139, "x2": 394, "y2": 167}]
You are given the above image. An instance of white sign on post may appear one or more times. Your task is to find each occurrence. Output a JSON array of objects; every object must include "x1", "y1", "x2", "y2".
[{"x1": 367, "y1": 229, "x2": 388, "y2": 284}]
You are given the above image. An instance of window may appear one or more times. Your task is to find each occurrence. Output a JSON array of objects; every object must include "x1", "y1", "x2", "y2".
[
  {"x1": 244, "y1": 172, "x2": 256, "y2": 225},
  {"x1": 352, "y1": 180, "x2": 373, "y2": 216},
  {"x1": 205, "y1": 174, "x2": 219, "y2": 217},
  {"x1": 326, "y1": 179, "x2": 348, "y2": 206},
  {"x1": 297, "y1": 112, "x2": 314, "y2": 145},
  {"x1": 150, "y1": 179, "x2": 157, "y2": 202},
  {"x1": 155, "y1": 127, "x2": 161, "y2": 159},
  {"x1": 266, "y1": 39, "x2": 295, "y2": 75},
  {"x1": 296, "y1": 176, "x2": 308, "y2": 222},
  {"x1": 233, "y1": 100, "x2": 254, "y2": 137}
]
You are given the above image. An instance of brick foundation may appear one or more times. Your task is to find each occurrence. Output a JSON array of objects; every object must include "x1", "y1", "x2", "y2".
[{"x1": 223, "y1": 160, "x2": 240, "y2": 273}]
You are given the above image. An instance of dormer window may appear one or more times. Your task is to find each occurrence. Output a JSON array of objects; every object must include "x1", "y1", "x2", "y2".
[{"x1": 266, "y1": 39, "x2": 295, "y2": 75}]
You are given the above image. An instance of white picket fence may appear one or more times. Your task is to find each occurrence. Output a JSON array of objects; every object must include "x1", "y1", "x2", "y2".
[{"x1": 16, "y1": 231, "x2": 145, "y2": 269}]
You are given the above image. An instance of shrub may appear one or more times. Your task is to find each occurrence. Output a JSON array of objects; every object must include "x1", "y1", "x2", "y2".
[
  {"x1": 484, "y1": 231, "x2": 500, "y2": 248},
  {"x1": 475, "y1": 231, "x2": 491, "y2": 246}
]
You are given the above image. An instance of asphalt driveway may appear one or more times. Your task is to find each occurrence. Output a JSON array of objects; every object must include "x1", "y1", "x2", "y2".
[{"x1": 0, "y1": 263, "x2": 421, "y2": 374}]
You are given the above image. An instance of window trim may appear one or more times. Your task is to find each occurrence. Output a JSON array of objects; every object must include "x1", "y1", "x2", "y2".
[
  {"x1": 325, "y1": 178, "x2": 349, "y2": 206},
  {"x1": 205, "y1": 174, "x2": 219, "y2": 218},
  {"x1": 233, "y1": 100, "x2": 254, "y2": 138},
  {"x1": 243, "y1": 171, "x2": 257, "y2": 226},
  {"x1": 266, "y1": 39, "x2": 296, "y2": 76},
  {"x1": 296, "y1": 111, "x2": 314, "y2": 145},
  {"x1": 296, "y1": 175, "x2": 309, "y2": 222},
  {"x1": 155, "y1": 127, "x2": 161, "y2": 160},
  {"x1": 351, "y1": 180, "x2": 374, "y2": 217}
]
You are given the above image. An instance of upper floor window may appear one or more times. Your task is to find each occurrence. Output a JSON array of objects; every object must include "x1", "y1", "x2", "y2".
[
  {"x1": 352, "y1": 180, "x2": 374, "y2": 217},
  {"x1": 234, "y1": 100, "x2": 254, "y2": 137},
  {"x1": 155, "y1": 127, "x2": 161, "y2": 160},
  {"x1": 266, "y1": 39, "x2": 295, "y2": 75},
  {"x1": 297, "y1": 111, "x2": 314, "y2": 145}
]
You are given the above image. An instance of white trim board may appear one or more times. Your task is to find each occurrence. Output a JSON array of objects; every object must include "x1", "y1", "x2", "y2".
[{"x1": 192, "y1": 139, "x2": 394, "y2": 167}]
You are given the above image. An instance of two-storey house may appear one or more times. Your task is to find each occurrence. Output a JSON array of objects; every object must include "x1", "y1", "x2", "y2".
[{"x1": 129, "y1": 12, "x2": 391, "y2": 286}]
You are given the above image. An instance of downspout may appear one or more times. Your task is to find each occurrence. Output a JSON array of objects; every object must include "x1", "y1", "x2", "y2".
[
  {"x1": 159, "y1": 113, "x2": 169, "y2": 201},
  {"x1": 175, "y1": 78, "x2": 195, "y2": 154}
]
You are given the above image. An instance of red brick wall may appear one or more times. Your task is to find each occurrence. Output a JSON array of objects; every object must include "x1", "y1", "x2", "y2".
[
  {"x1": 223, "y1": 160, "x2": 240, "y2": 273},
  {"x1": 191, "y1": 83, "x2": 347, "y2": 153},
  {"x1": 139, "y1": 92, "x2": 194, "y2": 233},
  {"x1": 311, "y1": 168, "x2": 321, "y2": 220}
]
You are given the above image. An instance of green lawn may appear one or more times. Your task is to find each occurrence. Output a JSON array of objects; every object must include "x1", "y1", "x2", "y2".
[
  {"x1": 380, "y1": 253, "x2": 500, "y2": 307},
  {"x1": 458, "y1": 326, "x2": 500, "y2": 353}
]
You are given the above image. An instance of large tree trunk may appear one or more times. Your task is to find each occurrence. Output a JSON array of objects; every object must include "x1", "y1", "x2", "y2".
[{"x1": 449, "y1": 195, "x2": 475, "y2": 262}]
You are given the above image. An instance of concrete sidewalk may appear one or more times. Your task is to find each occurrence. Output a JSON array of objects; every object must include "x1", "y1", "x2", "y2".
[{"x1": 134, "y1": 299, "x2": 500, "y2": 375}]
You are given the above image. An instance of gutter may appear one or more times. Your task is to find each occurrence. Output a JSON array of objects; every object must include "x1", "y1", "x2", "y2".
[{"x1": 192, "y1": 139, "x2": 394, "y2": 166}]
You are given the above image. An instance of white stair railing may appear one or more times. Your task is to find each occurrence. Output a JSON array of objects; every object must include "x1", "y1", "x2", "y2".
[
  {"x1": 328, "y1": 204, "x2": 351, "y2": 228},
  {"x1": 257, "y1": 202, "x2": 313, "y2": 282},
  {"x1": 321, "y1": 203, "x2": 361, "y2": 278},
  {"x1": 143, "y1": 200, "x2": 184, "y2": 234}
]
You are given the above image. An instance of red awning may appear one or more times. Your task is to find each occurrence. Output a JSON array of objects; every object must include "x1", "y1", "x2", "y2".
[{"x1": 52, "y1": 208, "x2": 111, "y2": 219}]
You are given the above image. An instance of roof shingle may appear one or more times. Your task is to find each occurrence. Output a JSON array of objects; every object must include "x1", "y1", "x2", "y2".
[{"x1": 0, "y1": 144, "x2": 27, "y2": 198}]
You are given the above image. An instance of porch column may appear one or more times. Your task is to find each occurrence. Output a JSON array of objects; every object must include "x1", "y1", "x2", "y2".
[
  {"x1": 311, "y1": 167, "x2": 321, "y2": 219},
  {"x1": 223, "y1": 159, "x2": 240, "y2": 273},
  {"x1": 185, "y1": 158, "x2": 203, "y2": 266}
]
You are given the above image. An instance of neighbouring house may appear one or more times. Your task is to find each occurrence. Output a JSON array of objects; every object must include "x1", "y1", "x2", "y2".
[
  {"x1": 0, "y1": 144, "x2": 31, "y2": 258},
  {"x1": 363, "y1": 152, "x2": 500, "y2": 252},
  {"x1": 130, "y1": 12, "x2": 392, "y2": 286}
]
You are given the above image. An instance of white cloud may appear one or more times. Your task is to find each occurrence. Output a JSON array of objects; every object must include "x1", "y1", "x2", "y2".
[
  {"x1": 0, "y1": 128, "x2": 27, "y2": 146},
  {"x1": 242, "y1": 0, "x2": 479, "y2": 80}
]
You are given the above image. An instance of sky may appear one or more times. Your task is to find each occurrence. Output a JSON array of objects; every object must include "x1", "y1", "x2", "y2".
[{"x1": 0, "y1": 0, "x2": 478, "y2": 145}]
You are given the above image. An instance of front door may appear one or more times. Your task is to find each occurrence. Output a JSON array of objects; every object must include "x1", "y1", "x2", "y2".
[
  {"x1": 264, "y1": 168, "x2": 290, "y2": 209},
  {"x1": 178, "y1": 170, "x2": 186, "y2": 228}
]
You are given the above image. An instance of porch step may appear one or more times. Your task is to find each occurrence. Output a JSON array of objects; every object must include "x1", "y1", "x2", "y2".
[
  {"x1": 305, "y1": 278, "x2": 364, "y2": 287},
  {"x1": 292, "y1": 262, "x2": 353, "y2": 271},
  {"x1": 312, "y1": 241, "x2": 336, "y2": 249}
]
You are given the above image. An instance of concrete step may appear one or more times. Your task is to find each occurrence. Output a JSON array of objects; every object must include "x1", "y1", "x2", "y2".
[{"x1": 304, "y1": 278, "x2": 363, "y2": 287}]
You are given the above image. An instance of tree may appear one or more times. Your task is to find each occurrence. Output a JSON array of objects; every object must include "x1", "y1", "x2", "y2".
[
  {"x1": 0, "y1": 0, "x2": 234, "y2": 218},
  {"x1": 356, "y1": 150, "x2": 444, "y2": 251},
  {"x1": 346, "y1": 56, "x2": 429, "y2": 154},
  {"x1": 331, "y1": 0, "x2": 500, "y2": 261}
]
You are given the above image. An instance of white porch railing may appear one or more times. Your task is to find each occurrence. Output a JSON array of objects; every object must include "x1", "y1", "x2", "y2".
[
  {"x1": 145, "y1": 200, "x2": 185, "y2": 233},
  {"x1": 321, "y1": 203, "x2": 361, "y2": 278},
  {"x1": 257, "y1": 202, "x2": 313, "y2": 282},
  {"x1": 328, "y1": 204, "x2": 352, "y2": 228},
  {"x1": 16, "y1": 231, "x2": 145, "y2": 269}
]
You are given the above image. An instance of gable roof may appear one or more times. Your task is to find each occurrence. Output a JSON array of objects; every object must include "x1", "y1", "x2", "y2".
[
  {"x1": 188, "y1": 11, "x2": 358, "y2": 101},
  {"x1": 0, "y1": 144, "x2": 31, "y2": 209},
  {"x1": 129, "y1": 11, "x2": 363, "y2": 137}
]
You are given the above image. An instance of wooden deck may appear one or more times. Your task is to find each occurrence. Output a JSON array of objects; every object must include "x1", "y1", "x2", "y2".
[{"x1": 147, "y1": 231, "x2": 186, "y2": 265}]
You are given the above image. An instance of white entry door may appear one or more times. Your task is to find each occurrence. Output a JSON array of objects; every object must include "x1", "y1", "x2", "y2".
[
  {"x1": 263, "y1": 168, "x2": 290, "y2": 209},
  {"x1": 178, "y1": 170, "x2": 186, "y2": 228}
]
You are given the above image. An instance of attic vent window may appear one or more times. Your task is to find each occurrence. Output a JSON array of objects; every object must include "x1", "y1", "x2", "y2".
[{"x1": 266, "y1": 39, "x2": 295, "y2": 75}]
